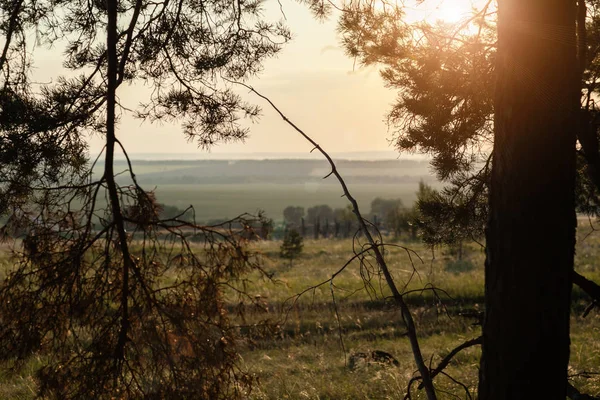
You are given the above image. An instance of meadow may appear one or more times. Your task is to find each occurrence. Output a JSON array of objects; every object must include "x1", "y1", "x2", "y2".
[
  {"x1": 231, "y1": 230, "x2": 600, "y2": 399},
  {"x1": 2, "y1": 215, "x2": 600, "y2": 398}
]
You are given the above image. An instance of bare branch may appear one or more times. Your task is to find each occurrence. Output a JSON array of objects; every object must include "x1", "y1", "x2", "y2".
[
  {"x1": 574, "y1": 271, "x2": 600, "y2": 304},
  {"x1": 419, "y1": 336, "x2": 482, "y2": 390}
]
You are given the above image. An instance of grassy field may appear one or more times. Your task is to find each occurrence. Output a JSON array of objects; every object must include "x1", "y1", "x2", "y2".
[
  {"x1": 232, "y1": 233, "x2": 600, "y2": 399},
  {"x1": 91, "y1": 158, "x2": 442, "y2": 223},
  {"x1": 2, "y1": 225, "x2": 600, "y2": 399}
]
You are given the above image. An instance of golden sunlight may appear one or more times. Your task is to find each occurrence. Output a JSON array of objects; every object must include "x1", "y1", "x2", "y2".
[
  {"x1": 434, "y1": 2, "x2": 468, "y2": 22},
  {"x1": 408, "y1": 0, "x2": 490, "y2": 25}
]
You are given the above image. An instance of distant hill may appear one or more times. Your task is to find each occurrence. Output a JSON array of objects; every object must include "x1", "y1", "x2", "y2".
[
  {"x1": 103, "y1": 151, "x2": 424, "y2": 161},
  {"x1": 91, "y1": 158, "x2": 441, "y2": 222},
  {"x1": 101, "y1": 158, "x2": 436, "y2": 186}
]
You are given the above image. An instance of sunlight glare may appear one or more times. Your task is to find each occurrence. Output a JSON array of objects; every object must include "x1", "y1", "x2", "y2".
[
  {"x1": 406, "y1": 0, "x2": 491, "y2": 25},
  {"x1": 435, "y1": 2, "x2": 467, "y2": 22}
]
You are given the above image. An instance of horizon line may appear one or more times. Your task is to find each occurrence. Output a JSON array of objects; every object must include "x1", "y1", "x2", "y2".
[{"x1": 90, "y1": 150, "x2": 430, "y2": 161}]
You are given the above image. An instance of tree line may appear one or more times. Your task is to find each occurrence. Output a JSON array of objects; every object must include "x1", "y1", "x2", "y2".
[{"x1": 281, "y1": 180, "x2": 475, "y2": 251}]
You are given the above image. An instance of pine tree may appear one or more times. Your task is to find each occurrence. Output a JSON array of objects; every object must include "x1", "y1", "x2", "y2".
[
  {"x1": 0, "y1": 0, "x2": 302, "y2": 396},
  {"x1": 337, "y1": 1, "x2": 592, "y2": 398},
  {"x1": 280, "y1": 229, "x2": 304, "y2": 268}
]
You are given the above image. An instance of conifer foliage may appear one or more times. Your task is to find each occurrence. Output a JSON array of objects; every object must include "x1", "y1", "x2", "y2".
[
  {"x1": 280, "y1": 229, "x2": 304, "y2": 267},
  {"x1": 0, "y1": 0, "x2": 315, "y2": 397}
]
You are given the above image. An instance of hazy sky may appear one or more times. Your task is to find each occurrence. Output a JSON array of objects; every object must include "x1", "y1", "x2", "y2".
[{"x1": 33, "y1": 0, "x2": 480, "y2": 157}]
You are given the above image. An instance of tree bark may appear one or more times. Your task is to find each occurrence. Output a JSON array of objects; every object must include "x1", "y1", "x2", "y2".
[
  {"x1": 105, "y1": 0, "x2": 133, "y2": 365},
  {"x1": 479, "y1": 1, "x2": 579, "y2": 399}
]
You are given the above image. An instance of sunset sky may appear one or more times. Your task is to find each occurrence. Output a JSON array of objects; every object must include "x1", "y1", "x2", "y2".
[{"x1": 34, "y1": 0, "x2": 481, "y2": 157}]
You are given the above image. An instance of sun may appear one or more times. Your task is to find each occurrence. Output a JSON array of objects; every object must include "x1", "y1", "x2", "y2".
[
  {"x1": 434, "y1": 2, "x2": 468, "y2": 23},
  {"x1": 408, "y1": 0, "x2": 486, "y2": 25}
]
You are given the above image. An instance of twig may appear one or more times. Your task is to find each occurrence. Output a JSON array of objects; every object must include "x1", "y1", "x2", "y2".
[
  {"x1": 280, "y1": 242, "x2": 388, "y2": 327},
  {"x1": 439, "y1": 371, "x2": 472, "y2": 400},
  {"x1": 583, "y1": 301, "x2": 598, "y2": 318},
  {"x1": 330, "y1": 280, "x2": 347, "y2": 365},
  {"x1": 570, "y1": 371, "x2": 600, "y2": 379},
  {"x1": 419, "y1": 336, "x2": 482, "y2": 389}
]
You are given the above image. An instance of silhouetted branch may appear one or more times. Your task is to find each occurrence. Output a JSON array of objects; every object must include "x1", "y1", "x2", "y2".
[
  {"x1": 419, "y1": 336, "x2": 482, "y2": 390},
  {"x1": 573, "y1": 271, "x2": 600, "y2": 307},
  {"x1": 330, "y1": 280, "x2": 347, "y2": 365},
  {"x1": 282, "y1": 242, "x2": 389, "y2": 313},
  {"x1": 573, "y1": 271, "x2": 600, "y2": 293},
  {"x1": 439, "y1": 371, "x2": 473, "y2": 400},
  {"x1": 583, "y1": 301, "x2": 598, "y2": 318},
  {"x1": 0, "y1": 0, "x2": 24, "y2": 73}
]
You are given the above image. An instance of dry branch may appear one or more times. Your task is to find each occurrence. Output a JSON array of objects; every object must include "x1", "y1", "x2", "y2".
[
  {"x1": 574, "y1": 271, "x2": 600, "y2": 302},
  {"x1": 419, "y1": 336, "x2": 482, "y2": 390}
]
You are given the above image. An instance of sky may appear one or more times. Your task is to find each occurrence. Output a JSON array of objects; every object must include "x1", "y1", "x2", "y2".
[{"x1": 32, "y1": 0, "x2": 481, "y2": 158}]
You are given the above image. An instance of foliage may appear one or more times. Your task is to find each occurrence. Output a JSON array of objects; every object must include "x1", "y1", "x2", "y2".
[
  {"x1": 369, "y1": 197, "x2": 419, "y2": 239},
  {"x1": 386, "y1": 204, "x2": 417, "y2": 239},
  {"x1": 338, "y1": 2, "x2": 497, "y2": 247},
  {"x1": 0, "y1": 0, "x2": 95, "y2": 220},
  {"x1": 415, "y1": 178, "x2": 487, "y2": 247},
  {"x1": 280, "y1": 229, "x2": 304, "y2": 267},
  {"x1": 283, "y1": 206, "x2": 305, "y2": 227},
  {"x1": 336, "y1": 1, "x2": 600, "y2": 398},
  {"x1": 340, "y1": 3, "x2": 496, "y2": 177},
  {"x1": 258, "y1": 212, "x2": 274, "y2": 240},
  {"x1": 307, "y1": 204, "x2": 334, "y2": 223},
  {"x1": 1, "y1": 214, "x2": 267, "y2": 398},
  {"x1": 338, "y1": 0, "x2": 600, "y2": 241}
]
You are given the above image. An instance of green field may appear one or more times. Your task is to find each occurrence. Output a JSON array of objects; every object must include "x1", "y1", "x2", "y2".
[
  {"x1": 151, "y1": 182, "x2": 441, "y2": 223},
  {"x1": 90, "y1": 158, "x2": 442, "y2": 223}
]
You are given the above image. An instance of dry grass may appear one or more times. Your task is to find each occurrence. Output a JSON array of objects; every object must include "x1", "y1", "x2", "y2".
[{"x1": 2, "y1": 227, "x2": 600, "y2": 399}]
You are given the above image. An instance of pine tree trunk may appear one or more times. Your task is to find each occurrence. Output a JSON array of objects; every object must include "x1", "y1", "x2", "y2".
[{"x1": 479, "y1": 1, "x2": 578, "y2": 399}]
